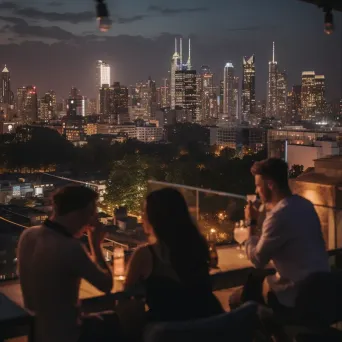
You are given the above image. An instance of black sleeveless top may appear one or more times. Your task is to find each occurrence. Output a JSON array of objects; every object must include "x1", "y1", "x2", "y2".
[{"x1": 145, "y1": 245, "x2": 223, "y2": 322}]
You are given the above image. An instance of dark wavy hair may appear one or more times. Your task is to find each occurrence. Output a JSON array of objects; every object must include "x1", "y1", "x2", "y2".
[{"x1": 145, "y1": 187, "x2": 210, "y2": 285}]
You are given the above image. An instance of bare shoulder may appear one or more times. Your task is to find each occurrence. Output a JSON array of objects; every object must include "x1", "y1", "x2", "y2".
[{"x1": 19, "y1": 226, "x2": 40, "y2": 242}]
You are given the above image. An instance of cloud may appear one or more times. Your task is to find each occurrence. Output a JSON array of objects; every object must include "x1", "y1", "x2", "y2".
[
  {"x1": 16, "y1": 7, "x2": 94, "y2": 24},
  {"x1": 147, "y1": 5, "x2": 207, "y2": 15},
  {"x1": 0, "y1": 16, "x2": 76, "y2": 40},
  {"x1": 48, "y1": 1, "x2": 63, "y2": 6},
  {"x1": 0, "y1": 16, "x2": 26, "y2": 25},
  {"x1": 0, "y1": 2, "x2": 147, "y2": 25},
  {"x1": 0, "y1": 1, "x2": 18, "y2": 10},
  {"x1": 115, "y1": 15, "x2": 148, "y2": 24}
]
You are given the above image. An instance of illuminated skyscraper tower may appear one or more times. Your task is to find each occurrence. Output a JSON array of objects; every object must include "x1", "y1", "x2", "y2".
[
  {"x1": 170, "y1": 37, "x2": 192, "y2": 109},
  {"x1": 170, "y1": 38, "x2": 180, "y2": 109},
  {"x1": 1, "y1": 65, "x2": 14, "y2": 105},
  {"x1": 96, "y1": 60, "x2": 111, "y2": 113},
  {"x1": 223, "y1": 62, "x2": 235, "y2": 116},
  {"x1": 242, "y1": 55, "x2": 256, "y2": 121},
  {"x1": 267, "y1": 42, "x2": 278, "y2": 117}
]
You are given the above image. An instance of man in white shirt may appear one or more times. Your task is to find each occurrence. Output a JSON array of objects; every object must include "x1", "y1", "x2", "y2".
[
  {"x1": 18, "y1": 185, "x2": 116, "y2": 342},
  {"x1": 230, "y1": 158, "x2": 329, "y2": 311}
]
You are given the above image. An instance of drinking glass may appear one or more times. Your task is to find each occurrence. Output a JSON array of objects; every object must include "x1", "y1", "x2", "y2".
[{"x1": 234, "y1": 225, "x2": 248, "y2": 259}]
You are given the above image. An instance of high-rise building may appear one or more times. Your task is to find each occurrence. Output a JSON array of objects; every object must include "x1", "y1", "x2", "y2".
[
  {"x1": 314, "y1": 75, "x2": 326, "y2": 119},
  {"x1": 287, "y1": 85, "x2": 301, "y2": 124},
  {"x1": 147, "y1": 76, "x2": 157, "y2": 119},
  {"x1": 199, "y1": 65, "x2": 214, "y2": 121},
  {"x1": 1, "y1": 66, "x2": 13, "y2": 105},
  {"x1": 277, "y1": 70, "x2": 287, "y2": 122},
  {"x1": 39, "y1": 90, "x2": 57, "y2": 121},
  {"x1": 267, "y1": 42, "x2": 278, "y2": 118},
  {"x1": 99, "y1": 84, "x2": 112, "y2": 116},
  {"x1": 170, "y1": 38, "x2": 191, "y2": 109},
  {"x1": 301, "y1": 71, "x2": 316, "y2": 121},
  {"x1": 160, "y1": 78, "x2": 170, "y2": 108},
  {"x1": 17, "y1": 87, "x2": 27, "y2": 117},
  {"x1": 96, "y1": 60, "x2": 111, "y2": 89},
  {"x1": 99, "y1": 82, "x2": 129, "y2": 123},
  {"x1": 88, "y1": 99, "x2": 97, "y2": 115},
  {"x1": 219, "y1": 80, "x2": 224, "y2": 114},
  {"x1": 175, "y1": 69, "x2": 199, "y2": 122},
  {"x1": 23, "y1": 86, "x2": 38, "y2": 123},
  {"x1": 170, "y1": 38, "x2": 180, "y2": 109},
  {"x1": 223, "y1": 63, "x2": 235, "y2": 117},
  {"x1": 256, "y1": 100, "x2": 266, "y2": 118},
  {"x1": 242, "y1": 55, "x2": 256, "y2": 121},
  {"x1": 233, "y1": 76, "x2": 239, "y2": 120},
  {"x1": 113, "y1": 82, "x2": 129, "y2": 124},
  {"x1": 67, "y1": 87, "x2": 83, "y2": 117},
  {"x1": 96, "y1": 60, "x2": 111, "y2": 113}
]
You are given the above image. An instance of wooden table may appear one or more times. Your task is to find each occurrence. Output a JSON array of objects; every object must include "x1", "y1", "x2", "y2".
[{"x1": 0, "y1": 293, "x2": 34, "y2": 342}]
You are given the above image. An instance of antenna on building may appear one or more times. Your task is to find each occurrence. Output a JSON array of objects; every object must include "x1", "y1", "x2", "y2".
[
  {"x1": 187, "y1": 38, "x2": 191, "y2": 70},
  {"x1": 180, "y1": 37, "x2": 183, "y2": 66},
  {"x1": 174, "y1": 37, "x2": 178, "y2": 54},
  {"x1": 272, "y1": 41, "x2": 275, "y2": 63}
]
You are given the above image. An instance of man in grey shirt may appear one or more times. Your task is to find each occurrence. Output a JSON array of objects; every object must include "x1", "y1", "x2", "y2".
[
  {"x1": 18, "y1": 185, "x2": 115, "y2": 342},
  {"x1": 230, "y1": 158, "x2": 329, "y2": 311}
]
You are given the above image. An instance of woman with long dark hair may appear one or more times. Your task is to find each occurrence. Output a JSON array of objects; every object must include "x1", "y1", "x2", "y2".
[{"x1": 124, "y1": 188, "x2": 223, "y2": 321}]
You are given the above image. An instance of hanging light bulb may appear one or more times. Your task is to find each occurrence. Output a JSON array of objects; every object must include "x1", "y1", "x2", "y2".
[
  {"x1": 324, "y1": 8, "x2": 334, "y2": 35},
  {"x1": 95, "y1": 0, "x2": 112, "y2": 32}
]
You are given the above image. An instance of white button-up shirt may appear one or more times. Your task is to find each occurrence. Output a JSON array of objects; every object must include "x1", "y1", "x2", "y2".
[{"x1": 245, "y1": 195, "x2": 330, "y2": 307}]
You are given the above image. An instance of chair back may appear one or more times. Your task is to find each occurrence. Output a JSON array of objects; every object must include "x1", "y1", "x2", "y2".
[
  {"x1": 295, "y1": 271, "x2": 342, "y2": 326},
  {"x1": 144, "y1": 301, "x2": 258, "y2": 342}
]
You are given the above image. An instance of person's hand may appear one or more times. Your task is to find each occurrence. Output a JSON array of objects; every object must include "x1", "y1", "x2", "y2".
[{"x1": 244, "y1": 201, "x2": 259, "y2": 222}]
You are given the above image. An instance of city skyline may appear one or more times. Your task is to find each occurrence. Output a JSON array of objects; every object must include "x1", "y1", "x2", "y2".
[{"x1": 0, "y1": 0, "x2": 340, "y2": 100}]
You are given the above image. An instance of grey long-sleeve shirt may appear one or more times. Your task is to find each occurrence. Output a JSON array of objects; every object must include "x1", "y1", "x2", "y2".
[{"x1": 245, "y1": 195, "x2": 330, "y2": 307}]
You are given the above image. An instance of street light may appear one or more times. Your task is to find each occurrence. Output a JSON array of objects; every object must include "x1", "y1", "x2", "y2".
[{"x1": 95, "y1": 0, "x2": 112, "y2": 32}]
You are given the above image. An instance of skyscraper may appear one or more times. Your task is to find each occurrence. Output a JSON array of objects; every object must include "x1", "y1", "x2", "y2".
[
  {"x1": 170, "y1": 38, "x2": 191, "y2": 109},
  {"x1": 24, "y1": 86, "x2": 38, "y2": 123},
  {"x1": 170, "y1": 39, "x2": 180, "y2": 109},
  {"x1": 242, "y1": 55, "x2": 256, "y2": 121},
  {"x1": 160, "y1": 78, "x2": 170, "y2": 108},
  {"x1": 99, "y1": 82, "x2": 129, "y2": 123},
  {"x1": 219, "y1": 80, "x2": 224, "y2": 114},
  {"x1": 233, "y1": 76, "x2": 239, "y2": 120},
  {"x1": 175, "y1": 69, "x2": 199, "y2": 122},
  {"x1": 96, "y1": 60, "x2": 111, "y2": 113},
  {"x1": 277, "y1": 70, "x2": 287, "y2": 122},
  {"x1": 314, "y1": 75, "x2": 326, "y2": 119},
  {"x1": 287, "y1": 85, "x2": 301, "y2": 124},
  {"x1": 17, "y1": 87, "x2": 27, "y2": 117},
  {"x1": 199, "y1": 65, "x2": 214, "y2": 121},
  {"x1": 301, "y1": 71, "x2": 316, "y2": 120},
  {"x1": 39, "y1": 90, "x2": 57, "y2": 121},
  {"x1": 99, "y1": 84, "x2": 112, "y2": 116},
  {"x1": 0, "y1": 66, "x2": 13, "y2": 105},
  {"x1": 96, "y1": 60, "x2": 111, "y2": 89},
  {"x1": 67, "y1": 87, "x2": 83, "y2": 116},
  {"x1": 147, "y1": 76, "x2": 157, "y2": 119},
  {"x1": 267, "y1": 42, "x2": 278, "y2": 118},
  {"x1": 223, "y1": 63, "x2": 235, "y2": 117}
]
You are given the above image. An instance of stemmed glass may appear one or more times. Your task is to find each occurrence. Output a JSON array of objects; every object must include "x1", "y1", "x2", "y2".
[{"x1": 234, "y1": 222, "x2": 248, "y2": 259}]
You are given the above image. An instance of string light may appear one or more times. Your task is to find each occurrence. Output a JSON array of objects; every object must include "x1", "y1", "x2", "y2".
[
  {"x1": 95, "y1": 0, "x2": 112, "y2": 32},
  {"x1": 324, "y1": 7, "x2": 334, "y2": 35}
]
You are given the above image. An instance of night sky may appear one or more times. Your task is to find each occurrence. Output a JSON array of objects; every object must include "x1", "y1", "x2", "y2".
[{"x1": 0, "y1": 0, "x2": 341, "y2": 101}]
